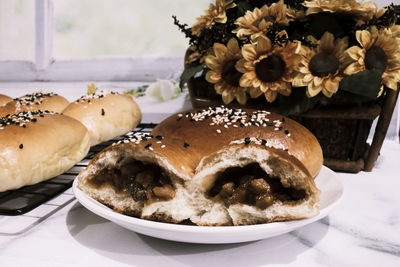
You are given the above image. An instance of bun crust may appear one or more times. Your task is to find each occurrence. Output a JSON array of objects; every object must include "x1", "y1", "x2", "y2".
[
  {"x1": 78, "y1": 106, "x2": 323, "y2": 225},
  {"x1": 0, "y1": 111, "x2": 90, "y2": 192},
  {"x1": 0, "y1": 94, "x2": 12, "y2": 107},
  {"x1": 0, "y1": 92, "x2": 69, "y2": 118},
  {"x1": 63, "y1": 92, "x2": 142, "y2": 146}
]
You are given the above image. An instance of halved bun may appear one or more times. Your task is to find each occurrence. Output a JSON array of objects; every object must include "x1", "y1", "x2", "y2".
[
  {"x1": 63, "y1": 91, "x2": 142, "y2": 146},
  {"x1": 0, "y1": 92, "x2": 69, "y2": 118},
  {"x1": 78, "y1": 106, "x2": 323, "y2": 225},
  {"x1": 0, "y1": 111, "x2": 90, "y2": 192}
]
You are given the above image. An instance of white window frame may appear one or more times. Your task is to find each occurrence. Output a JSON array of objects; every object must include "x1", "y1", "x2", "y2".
[{"x1": 0, "y1": 0, "x2": 182, "y2": 82}]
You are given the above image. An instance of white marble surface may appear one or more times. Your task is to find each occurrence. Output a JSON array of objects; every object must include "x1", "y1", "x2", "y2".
[
  {"x1": 0, "y1": 140, "x2": 399, "y2": 267},
  {"x1": 0, "y1": 85, "x2": 400, "y2": 266}
]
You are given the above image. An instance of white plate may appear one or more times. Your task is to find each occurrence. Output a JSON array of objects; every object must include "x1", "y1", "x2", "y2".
[{"x1": 73, "y1": 166, "x2": 343, "y2": 244}]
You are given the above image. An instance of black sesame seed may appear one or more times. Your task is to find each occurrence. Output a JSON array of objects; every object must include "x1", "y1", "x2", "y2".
[
  {"x1": 285, "y1": 130, "x2": 290, "y2": 135},
  {"x1": 278, "y1": 127, "x2": 283, "y2": 131},
  {"x1": 144, "y1": 143, "x2": 152, "y2": 149},
  {"x1": 155, "y1": 135, "x2": 163, "y2": 140},
  {"x1": 184, "y1": 142, "x2": 190, "y2": 148},
  {"x1": 19, "y1": 144, "x2": 23, "y2": 149},
  {"x1": 22, "y1": 124, "x2": 26, "y2": 128},
  {"x1": 240, "y1": 123, "x2": 245, "y2": 127},
  {"x1": 261, "y1": 139, "x2": 267, "y2": 146},
  {"x1": 244, "y1": 137, "x2": 251, "y2": 145},
  {"x1": 101, "y1": 108, "x2": 105, "y2": 116},
  {"x1": 176, "y1": 117, "x2": 182, "y2": 121}
]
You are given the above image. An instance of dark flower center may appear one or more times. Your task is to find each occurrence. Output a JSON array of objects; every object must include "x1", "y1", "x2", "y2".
[
  {"x1": 255, "y1": 55, "x2": 286, "y2": 82},
  {"x1": 309, "y1": 52, "x2": 339, "y2": 77},
  {"x1": 222, "y1": 60, "x2": 242, "y2": 87},
  {"x1": 365, "y1": 46, "x2": 387, "y2": 71},
  {"x1": 252, "y1": 16, "x2": 276, "y2": 27}
]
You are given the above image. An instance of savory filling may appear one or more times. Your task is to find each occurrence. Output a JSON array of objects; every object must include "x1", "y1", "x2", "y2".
[
  {"x1": 88, "y1": 159, "x2": 175, "y2": 204},
  {"x1": 208, "y1": 163, "x2": 306, "y2": 209}
]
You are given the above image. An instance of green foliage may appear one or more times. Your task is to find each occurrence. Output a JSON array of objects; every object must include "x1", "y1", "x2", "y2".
[
  {"x1": 338, "y1": 69, "x2": 384, "y2": 100},
  {"x1": 179, "y1": 63, "x2": 205, "y2": 89},
  {"x1": 278, "y1": 87, "x2": 321, "y2": 115}
]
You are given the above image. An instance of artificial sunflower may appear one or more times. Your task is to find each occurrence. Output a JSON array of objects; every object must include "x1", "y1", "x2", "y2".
[
  {"x1": 293, "y1": 32, "x2": 349, "y2": 98},
  {"x1": 236, "y1": 35, "x2": 301, "y2": 103},
  {"x1": 233, "y1": 0, "x2": 290, "y2": 41},
  {"x1": 303, "y1": 0, "x2": 378, "y2": 22},
  {"x1": 205, "y1": 38, "x2": 247, "y2": 105},
  {"x1": 192, "y1": 0, "x2": 236, "y2": 36},
  {"x1": 344, "y1": 27, "x2": 400, "y2": 90}
]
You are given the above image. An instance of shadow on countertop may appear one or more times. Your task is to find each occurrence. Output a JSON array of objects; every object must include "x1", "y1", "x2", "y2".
[{"x1": 66, "y1": 202, "x2": 329, "y2": 267}]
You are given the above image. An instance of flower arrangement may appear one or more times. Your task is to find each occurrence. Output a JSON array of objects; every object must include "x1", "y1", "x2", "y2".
[{"x1": 174, "y1": 0, "x2": 400, "y2": 115}]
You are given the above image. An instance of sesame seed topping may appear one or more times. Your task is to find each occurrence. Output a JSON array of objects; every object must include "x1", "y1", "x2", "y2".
[
  {"x1": 101, "y1": 108, "x2": 105, "y2": 116},
  {"x1": 216, "y1": 129, "x2": 221, "y2": 134},
  {"x1": 0, "y1": 110, "x2": 55, "y2": 129},
  {"x1": 161, "y1": 145, "x2": 166, "y2": 149},
  {"x1": 144, "y1": 143, "x2": 152, "y2": 149},
  {"x1": 184, "y1": 142, "x2": 190, "y2": 148},
  {"x1": 19, "y1": 144, "x2": 23, "y2": 149}
]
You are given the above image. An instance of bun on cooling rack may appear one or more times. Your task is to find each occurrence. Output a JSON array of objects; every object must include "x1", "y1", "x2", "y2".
[
  {"x1": 0, "y1": 111, "x2": 90, "y2": 192},
  {"x1": 78, "y1": 106, "x2": 322, "y2": 225},
  {"x1": 0, "y1": 94, "x2": 12, "y2": 107},
  {"x1": 0, "y1": 92, "x2": 69, "y2": 118},
  {"x1": 63, "y1": 91, "x2": 142, "y2": 146}
]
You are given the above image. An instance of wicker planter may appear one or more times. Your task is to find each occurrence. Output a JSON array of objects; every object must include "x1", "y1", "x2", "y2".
[{"x1": 187, "y1": 75, "x2": 399, "y2": 173}]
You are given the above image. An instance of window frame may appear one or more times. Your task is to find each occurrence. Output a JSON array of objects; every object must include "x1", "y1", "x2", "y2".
[{"x1": 0, "y1": 0, "x2": 183, "y2": 82}]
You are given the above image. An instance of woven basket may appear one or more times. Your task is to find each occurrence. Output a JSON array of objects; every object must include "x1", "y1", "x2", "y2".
[{"x1": 187, "y1": 74, "x2": 399, "y2": 173}]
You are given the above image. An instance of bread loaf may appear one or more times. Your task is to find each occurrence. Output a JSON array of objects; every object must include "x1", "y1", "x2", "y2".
[
  {"x1": 0, "y1": 111, "x2": 90, "y2": 192},
  {"x1": 0, "y1": 94, "x2": 12, "y2": 107},
  {"x1": 0, "y1": 92, "x2": 69, "y2": 118},
  {"x1": 63, "y1": 91, "x2": 142, "y2": 146}
]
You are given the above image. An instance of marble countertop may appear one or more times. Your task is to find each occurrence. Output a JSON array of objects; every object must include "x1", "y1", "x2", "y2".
[{"x1": 0, "y1": 85, "x2": 400, "y2": 266}]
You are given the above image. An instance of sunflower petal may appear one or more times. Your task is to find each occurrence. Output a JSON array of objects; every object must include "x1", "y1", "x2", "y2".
[
  {"x1": 214, "y1": 43, "x2": 228, "y2": 59},
  {"x1": 240, "y1": 72, "x2": 256, "y2": 87},
  {"x1": 249, "y1": 87, "x2": 263, "y2": 98},
  {"x1": 205, "y1": 70, "x2": 221, "y2": 83},
  {"x1": 356, "y1": 30, "x2": 372, "y2": 50},
  {"x1": 344, "y1": 62, "x2": 363, "y2": 75},
  {"x1": 264, "y1": 90, "x2": 278, "y2": 102},
  {"x1": 222, "y1": 89, "x2": 235, "y2": 104},
  {"x1": 227, "y1": 38, "x2": 240, "y2": 54},
  {"x1": 236, "y1": 90, "x2": 247, "y2": 105},
  {"x1": 241, "y1": 44, "x2": 257, "y2": 61},
  {"x1": 205, "y1": 55, "x2": 220, "y2": 70},
  {"x1": 307, "y1": 82, "x2": 322, "y2": 97},
  {"x1": 346, "y1": 46, "x2": 362, "y2": 61},
  {"x1": 235, "y1": 59, "x2": 247, "y2": 73},
  {"x1": 324, "y1": 79, "x2": 340, "y2": 95},
  {"x1": 320, "y1": 32, "x2": 335, "y2": 53},
  {"x1": 257, "y1": 36, "x2": 272, "y2": 52}
]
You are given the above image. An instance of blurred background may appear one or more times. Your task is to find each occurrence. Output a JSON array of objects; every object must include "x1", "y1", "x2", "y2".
[{"x1": 0, "y1": 0, "x2": 210, "y2": 61}]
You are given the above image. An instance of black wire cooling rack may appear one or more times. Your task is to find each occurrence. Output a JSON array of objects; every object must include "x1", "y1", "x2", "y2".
[{"x1": 0, "y1": 123, "x2": 156, "y2": 235}]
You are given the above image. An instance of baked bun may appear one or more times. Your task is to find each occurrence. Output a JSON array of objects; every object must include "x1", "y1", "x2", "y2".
[
  {"x1": 77, "y1": 133, "x2": 199, "y2": 223},
  {"x1": 0, "y1": 111, "x2": 90, "y2": 192},
  {"x1": 78, "y1": 106, "x2": 322, "y2": 225},
  {"x1": 0, "y1": 94, "x2": 12, "y2": 106},
  {"x1": 0, "y1": 92, "x2": 69, "y2": 118},
  {"x1": 63, "y1": 91, "x2": 142, "y2": 146}
]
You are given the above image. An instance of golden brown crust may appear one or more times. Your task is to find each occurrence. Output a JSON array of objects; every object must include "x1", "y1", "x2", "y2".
[
  {"x1": 0, "y1": 94, "x2": 12, "y2": 107},
  {"x1": 0, "y1": 92, "x2": 69, "y2": 118},
  {"x1": 62, "y1": 92, "x2": 142, "y2": 146},
  {"x1": 0, "y1": 111, "x2": 90, "y2": 192},
  {"x1": 152, "y1": 107, "x2": 323, "y2": 178}
]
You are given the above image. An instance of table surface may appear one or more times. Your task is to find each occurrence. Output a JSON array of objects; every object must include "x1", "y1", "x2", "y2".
[{"x1": 0, "y1": 86, "x2": 400, "y2": 267}]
